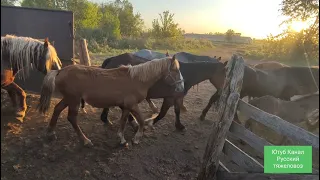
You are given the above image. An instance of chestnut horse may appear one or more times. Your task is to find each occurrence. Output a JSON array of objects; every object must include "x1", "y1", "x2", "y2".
[
  {"x1": 81, "y1": 53, "x2": 227, "y2": 130},
  {"x1": 37, "y1": 56, "x2": 184, "y2": 146},
  {"x1": 1, "y1": 35, "x2": 62, "y2": 122},
  {"x1": 200, "y1": 65, "x2": 319, "y2": 121}
]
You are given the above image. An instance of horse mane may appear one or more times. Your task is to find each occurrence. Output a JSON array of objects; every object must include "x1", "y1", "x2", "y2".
[
  {"x1": 123, "y1": 57, "x2": 178, "y2": 82},
  {"x1": 1, "y1": 34, "x2": 59, "y2": 79}
]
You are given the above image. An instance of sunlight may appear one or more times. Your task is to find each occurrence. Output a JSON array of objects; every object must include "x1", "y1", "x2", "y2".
[{"x1": 290, "y1": 21, "x2": 309, "y2": 32}]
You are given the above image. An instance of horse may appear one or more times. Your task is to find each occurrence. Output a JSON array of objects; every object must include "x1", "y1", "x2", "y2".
[
  {"x1": 37, "y1": 56, "x2": 184, "y2": 146},
  {"x1": 174, "y1": 52, "x2": 221, "y2": 63},
  {"x1": 82, "y1": 52, "x2": 227, "y2": 131},
  {"x1": 133, "y1": 49, "x2": 168, "y2": 60},
  {"x1": 242, "y1": 93, "x2": 319, "y2": 145},
  {"x1": 200, "y1": 65, "x2": 319, "y2": 121},
  {"x1": 131, "y1": 50, "x2": 222, "y2": 112},
  {"x1": 254, "y1": 61, "x2": 289, "y2": 70},
  {"x1": 246, "y1": 61, "x2": 290, "y2": 101},
  {"x1": 1, "y1": 35, "x2": 62, "y2": 122}
]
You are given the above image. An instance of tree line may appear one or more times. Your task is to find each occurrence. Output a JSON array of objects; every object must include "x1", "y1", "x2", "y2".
[{"x1": 1, "y1": 0, "x2": 319, "y2": 62}]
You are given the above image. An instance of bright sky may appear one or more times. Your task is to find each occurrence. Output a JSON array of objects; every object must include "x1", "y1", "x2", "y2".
[{"x1": 94, "y1": 0, "x2": 287, "y2": 39}]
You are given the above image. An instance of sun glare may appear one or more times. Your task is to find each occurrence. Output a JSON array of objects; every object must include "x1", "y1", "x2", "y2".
[{"x1": 290, "y1": 21, "x2": 309, "y2": 32}]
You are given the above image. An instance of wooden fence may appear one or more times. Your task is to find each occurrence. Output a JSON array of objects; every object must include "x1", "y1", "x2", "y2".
[{"x1": 198, "y1": 55, "x2": 319, "y2": 180}]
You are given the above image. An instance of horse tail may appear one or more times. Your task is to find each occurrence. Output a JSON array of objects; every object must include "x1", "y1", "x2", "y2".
[
  {"x1": 81, "y1": 98, "x2": 85, "y2": 108},
  {"x1": 37, "y1": 70, "x2": 59, "y2": 114}
]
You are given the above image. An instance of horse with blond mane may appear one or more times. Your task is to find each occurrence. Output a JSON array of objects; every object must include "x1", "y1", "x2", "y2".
[
  {"x1": 1, "y1": 35, "x2": 62, "y2": 122},
  {"x1": 37, "y1": 56, "x2": 184, "y2": 146}
]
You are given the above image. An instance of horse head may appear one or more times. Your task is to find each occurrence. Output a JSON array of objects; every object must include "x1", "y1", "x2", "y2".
[
  {"x1": 37, "y1": 37, "x2": 62, "y2": 74},
  {"x1": 164, "y1": 55, "x2": 184, "y2": 92},
  {"x1": 209, "y1": 61, "x2": 228, "y2": 90}
]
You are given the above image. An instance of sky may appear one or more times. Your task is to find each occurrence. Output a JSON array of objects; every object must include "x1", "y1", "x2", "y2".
[{"x1": 93, "y1": 0, "x2": 287, "y2": 39}]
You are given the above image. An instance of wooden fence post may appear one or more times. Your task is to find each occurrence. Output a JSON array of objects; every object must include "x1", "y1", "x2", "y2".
[
  {"x1": 78, "y1": 38, "x2": 91, "y2": 66},
  {"x1": 197, "y1": 55, "x2": 245, "y2": 180}
]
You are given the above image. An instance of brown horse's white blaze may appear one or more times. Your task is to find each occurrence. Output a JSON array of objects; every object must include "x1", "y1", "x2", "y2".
[
  {"x1": 37, "y1": 56, "x2": 184, "y2": 146},
  {"x1": 1, "y1": 35, "x2": 62, "y2": 122}
]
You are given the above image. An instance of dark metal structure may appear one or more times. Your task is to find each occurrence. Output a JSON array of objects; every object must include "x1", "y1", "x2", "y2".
[{"x1": 1, "y1": 5, "x2": 74, "y2": 93}]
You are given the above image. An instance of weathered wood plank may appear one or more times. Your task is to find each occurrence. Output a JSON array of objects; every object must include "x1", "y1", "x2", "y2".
[
  {"x1": 218, "y1": 161, "x2": 231, "y2": 172},
  {"x1": 78, "y1": 38, "x2": 91, "y2": 66},
  {"x1": 197, "y1": 55, "x2": 245, "y2": 180},
  {"x1": 227, "y1": 121, "x2": 273, "y2": 154},
  {"x1": 216, "y1": 171, "x2": 319, "y2": 180},
  {"x1": 223, "y1": 139, "x2": 264, "y2": 173},
  {"x1": 238, "y1": 100, "x2": 319, "y2": 149}
]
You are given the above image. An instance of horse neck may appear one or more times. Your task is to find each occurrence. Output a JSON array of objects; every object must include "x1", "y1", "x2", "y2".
[
  {"x1": 129, "y1": 60, "x2": 170, "y2": 88},
  {"x1": 182, "y1": 63, "x2": 219, "y2": 90}
]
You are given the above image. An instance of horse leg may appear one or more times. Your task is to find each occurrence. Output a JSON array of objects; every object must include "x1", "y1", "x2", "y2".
[
  {"x1": 200, "y1": 91, "x2": 220, "y2": 121},
  {"x1": 174, "y1": 97, "x2": 186, "y2": 131},
  {"x1": 67, "y1": 101, "x2": 93, "y2": 146},
  {"x1": 146, "y1": 98, "x2": 158, "y2": 114},
  {"x1": 117, "y1": 108, "x2": 130, "y2": 146},
  {"x1": 180, "y1": 98, "x2": 188, "y2": 112},
  {"x1": 100, "y1": 107, "x2": 113, "y2": 126},
  {"x1": 80, "y1": 98, "x2": 87, "y2": 114},
  {"x1": 7, "y1": 89, "x2": 18, "y2": 109},
  {"x1": 145, "y1": 98, "x2": 174, "y2": 127},
  {"x1": 3, "y1": 82, "x2": 27, "y2": 122},
  {"x1": 46, "y1": 99, "x2": 68, "y2": 140},
  {"x1": 130, "y1": 105, "x2": 145, "y2": 144}
]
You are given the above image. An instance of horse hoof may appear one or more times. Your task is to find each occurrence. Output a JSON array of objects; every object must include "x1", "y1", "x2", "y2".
[
  {"x1": 199, "y1": 114, "x2": 205, "y2": 121},
  {"x1": 15, "y1": 111, "x2": 26, "y2": 123},
  {"x1": 83, "y1": 139, "x2": 93, "y2": 147},
  {"x1": 132, "y1": 138, "x2": 140, "y2": 145},
  {"x1": 102, "y1": 120, "x2": 113, "y2": 126},
  {"x1": 120, "y1": 142, "x2": 129, "y2": 148},
  {"x1": 15, "y1": 116, "x2": 24, "y2": 123},
  {"x1": 175, "y1": 124, "x2": 186, "y2": 131},
  {"x1": 81, "y1": 108, "x2": 88, "y2": 114},
  {"x1": 46, "y1": 131, "x2": 57, "y2": 141},
  {"x1": 180, "y1": 107, "x2": 188, "y2": 113}
]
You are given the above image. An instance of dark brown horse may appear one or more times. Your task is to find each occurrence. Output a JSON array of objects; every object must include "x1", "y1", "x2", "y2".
[
  {"x1": 37, "y1": 56, "x2": 184, "y2": 146},
  {"x1": 82, "y1": 53, "x2": 227, "y2": 130},
  {"x1": 1, "y1": 35, "x2": 62, "y2": 122},
  {"x1": 200, "y1": 65, "x2": 319, "y2": 121}
]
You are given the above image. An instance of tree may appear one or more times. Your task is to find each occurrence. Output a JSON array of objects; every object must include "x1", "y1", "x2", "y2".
[
  {"x1": 1, "y1": 0, "x2": 18, "y2": 5},
  {"x1": 278, "y1": 0, "x2": 319, "y2": 61},
  {"x1": 225, "y1": 29, "x2": 235, "y2": 42},
  {"x1": 151, "y1": 10, "x2": 184, "y2": 39},
  {"x1": 20, "y1": 0, "x2": 102, "y2": 30},
  {"x1": 111, "y1": 0, "x2": 144, "y2": 37}
]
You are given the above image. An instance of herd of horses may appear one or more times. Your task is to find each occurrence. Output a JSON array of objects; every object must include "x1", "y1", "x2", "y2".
[{"x1": 1, "y1": 35, "x2": 319, "y2": 147}]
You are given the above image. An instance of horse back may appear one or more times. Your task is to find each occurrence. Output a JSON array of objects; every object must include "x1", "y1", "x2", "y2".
[{"x1": 102, "y1": 53, "x2": 147, "y2": 69}]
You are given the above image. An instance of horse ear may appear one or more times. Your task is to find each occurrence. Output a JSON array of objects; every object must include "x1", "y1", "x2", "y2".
[
  {"x1": 166, "y1": 50, "x2": 169, "y2": 57},
  {"x1": 44, "y1": 37, "x2": 49, "y2": 48},
  {"x1": 171, "y1": 55, "x2": 176, "y2": 63},
  {"x1": 223, "y1": 61, "x2": 228, "y2": 66},
  {"x1": 218, "y1": 57, "x2": 222, "y2": 61}
]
